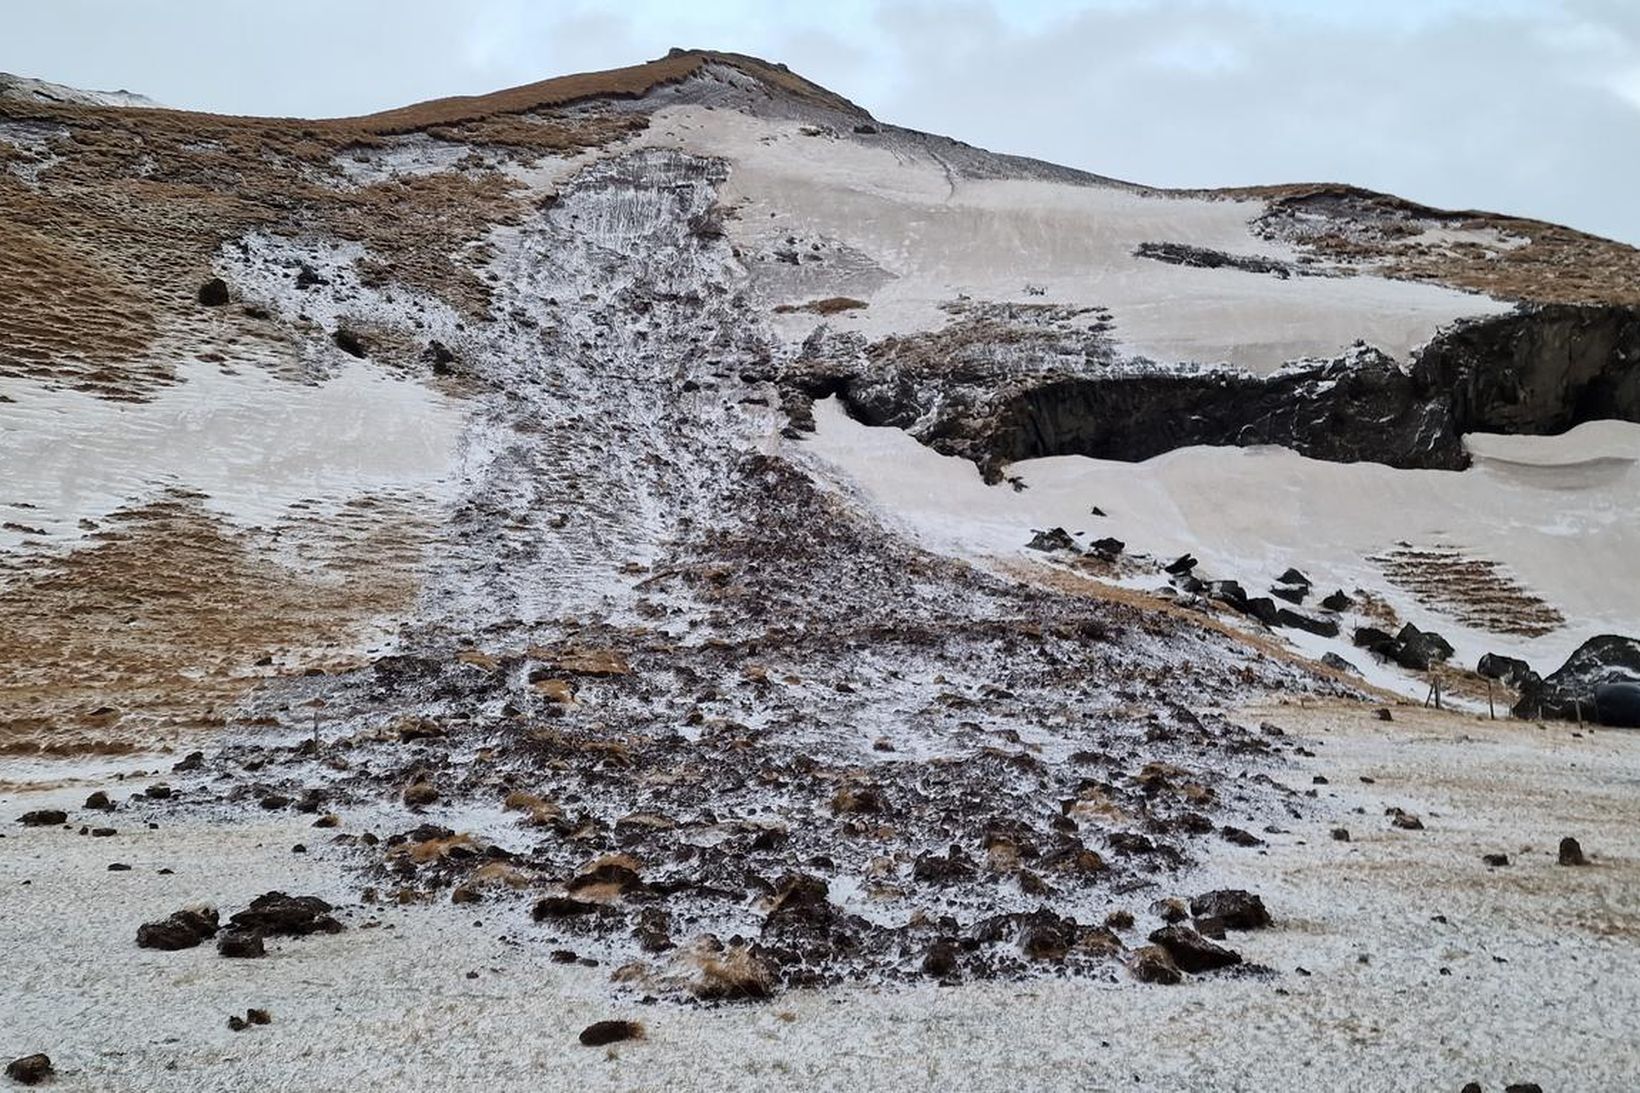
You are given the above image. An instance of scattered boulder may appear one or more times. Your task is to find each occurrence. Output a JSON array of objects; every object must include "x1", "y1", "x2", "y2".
[
  {"x1": 84, "y1": 791, "x2": 114, "y2": 811},
  {"x1": 1189, "y1": 889, "x2": 1271, "y2": 931},
  {"x1": 1482, "y1": 853, "x2": 1510, "y2": 868},
  {"x1": 228, "y1": 892, "x2": 342, "y2": 936},
  {"x1": 1242, "y1": 597, "x2": 1281, "y2": 626},
  {"x1": 1088, "y1": 536, "x2": 1124, "y2": 559},
  {"x1": 196, "y1": 277, "x2": 230, "y2": 306},
  {"x1": 136, "y1": 906, "x2": 219, "y2": 950},
  {"x1": 1477, "y1": 653, "x2": 1535, "y2": 688},
  {"x1": 1558, "y1": 837, "x2": 1587, "y2": 866},
  {"x1": 1025, "y1": 527, "x2": 1078, "y2": 553},
  {"x1": 1277, "y1": 567, "x2": 1311, "y2": 588},
  {"x1": 579, "y1": 1020, "x2": 643, "y2": 1047},
  {"x1": 1165, "y1": 554, "x2": 1198, "y2": 575},
  {"x1": 4, "y1": 1054, "x2": 52, "y2": 1086},
  {"x1": 1330, "y1": 827, "x2": 1350, "y2": 841},
  {"x1": 1275, "y1": 607, "x2": 1340, "y2": 638},
  {"x1": 1148, "y1": 925, "x2": 1241, "y2": 973},
  {"x1": 16, "y1": 809, "x2": 67, "y2": 827},
  {"x1": 1394, "y1": 623, "x2": 1454, "y2": 671},
  {"x1": 1389, "y1": 809, "x2": 1424, "y2": 831},
  {"x1": 217, "y1": 929, "x2": 266, "y2": 958},
  {"x1": 1320, "y1": 590, "x2": 1353, "y2": 611},
  {"x1": 1270, "y1": 583, "x2": 1307, "y2": 605},
  {"x1": 1127, "y1": 945, "x2": 1182, "y2": 984},
  {"x1": 1321, "y1": 652, "x2": 1359, "y2": 674}
]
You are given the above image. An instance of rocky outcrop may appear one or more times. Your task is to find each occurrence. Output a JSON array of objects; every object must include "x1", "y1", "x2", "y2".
[
  {"x1": 795, "y1": 303, "x2": 1640, "y2": 478},
  {"x1": 1516, "y1": 634, "x2": 1640, "y2": 722}
]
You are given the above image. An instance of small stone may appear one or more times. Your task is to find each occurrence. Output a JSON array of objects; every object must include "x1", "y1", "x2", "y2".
[
  {"x1": 246, "y1": 1008, "x2": 271, "y2": 1025},
  {"x1": 1375, "y1": 708, "x2": 1394, "y2": 721},
  {"x1": 578, "y1": 1020, "x2": 642, "y2": 1047},
  {"x1": 4, "y1": 1054, "x2": 53, "y2": 1085},
  {"x1": 1390, "y1": 809, "x2": 1424, "y2": 831},
  {"x1": 91, "y1": 827, "x2": 116, "y2": 837},
  {"x1": 84, "y1": 791, "x2": 114, "y2": 811},
  {"x1": 1103, "y1": 909, "x2": 1134, "y2": 930},
  {"x1": 1331, "y1": 827, "x2": 1351, "y2": 842},
  {"x1": 1503, "y1": 1084, "x2": 1543, "y2": 1093},
  {"x1": 17, "y1": 810, "x2": 67, "y2": 827},
  {"x1": 921, "y1": 939, "x2": 959, "y2": 978},
  {"x1": 227, "y1": 1015, "x2": 248, "y2": 1032},
  {"x1": 312, "y1": 814, "x2": 340, "y2": 829},
  {"x1": 108, "y1": 863, "x2": 131, "y2": 872},
  {"x1": 144, "y1": 784, "x2": 172, "y2": 800},
  {"x1": 1482, "y1": 853, "x2": 1510, "y2": 867},
  {"x1": 1558, "y1": 837, "x2": 1586, "y2": 866},
  {"x1": 1460, "y1": 1084, "x2": 1482, "y2": 1093}
]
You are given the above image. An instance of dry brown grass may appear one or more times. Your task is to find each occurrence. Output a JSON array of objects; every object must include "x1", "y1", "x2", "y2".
[
  {"x1": 0, "y1": 491, "x2": 433, "y2": 754},
  {"x1": 1227, "y1": 183, "x2": 1640, "y2": 306}
]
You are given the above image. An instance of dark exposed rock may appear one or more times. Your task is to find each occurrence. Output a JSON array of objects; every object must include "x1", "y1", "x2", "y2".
[
  {"x1": 1271, "y1": 584, "x2": 1307, "y2": 605},
  {"x1": 1088, "y1": 536, "x2": 1124, "y2": 558},
  {"x1": 1331, "y1": 827, "x2": 1350, "y2": 841},
  {"x1": 1277, "y1": 568, "x2": 1311, "y2": 587},
  {"x1": 228, "y1": 892, "x2": 342, "y2": 936},
  {"x1": 217, "y1": 929, "x2": 266, "y2": 958},
  {"x1": 533, "y1": 895, "x2": 607, "y2": 920},
  {"x1": 1219, "y1": 825, "x2": 1264, "y2": 847},
  {"x1": 1135, "y1": 241, "x2": 1295, "y2": 278},
  {"x1": 17, "y1": 809, "x2": 66, "y2": 827},
  {"x1": 1558, "y1": 837, "x2": 1587, "y2": 866},
  {"x1": 137, "y1": 907, "x2": 219, "y2": 950},
  {"x1": 1164, "y1": 554, "x2": 1198, "y2": 575},
  {"x1": 1394, "y1": 624, "x2": 1454, "y2": 671},
  {"x1": 1148, "y1": 924, "x2": 1242, "y2": 973},
  {"x1": 1594, "y1": 682, "x2": 1640, "y2": 727},
  {"x1": 1127, "y1": 944, "x2": 1182, "y2": 984},
  {"x1": 1320, "y1": 590, "x2": 1353, "y2": 611},
  {"x1": 1504, "y1": 1085, "x2": 1545, "y2": 1093},
  {"x1": 1321, "y1": 652, "x2": 1359, "y2": 674},
  {"x1": 332, "y1": 328, "x2": 368, "y2": 358},
  {"x1": 1516, "y1": 634, "x2": 1640, "y2": 721},
  {"x1": 921, "y1": 938, "x2": 960, "y2": 978},
  {"x1": 1482, "y1": 853, "x2": 1510, "y2": 868},
  {"x1": 83, "y1": 791, "x2": 113, "y2": 811},
  {"x1": 912, "y1": 846, "x2": 976, "y2": 885},
  {"x1": 4, "y1": 1054, "x2": 53, "y2": 1086},
  {"x1": 1389, "y1": 809, "x2": 1424, "y2": 831},
  {"x1": 1242, "y1": 597, "x2": 1281, "y2": 626},
  {"x1": 402, "y1": 781, "x2": 439, "y2": 807},
  {"x1": 1189, "y1": 889, "x2": 1271, "y2": 931},
  {"x1": 1025, "y1": 527, "x2": 1078, "y2": 553},
  {"x1": 1477, "y1": 653, "x2": 1535, "y2": 688},
  {"x1": 579, "y1": 1020, "x2": 642, "y2": 1046},
  {"x1": 1276, "y1": 608, "x2": 1340, "y2": 638},
  {"x1": 294, "y1": 263, "x2": 326, "y2": 289},
  {"x1": 196, "y1": 277, "x2": 230, "y2": 306}
]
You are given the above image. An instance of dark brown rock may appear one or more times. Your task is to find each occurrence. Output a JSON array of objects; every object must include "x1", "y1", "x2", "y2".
[
  {"x1": 1189, "y1": 889, "x2": 1271, "y2": 931},
  {"x1": 1558, "y1": 837, "x2": 1587, "y2": 866},
  {"x1": 197, "y1": 278, "x2": 230, "y2": 306},
  {"x1": 217, "y1": 929, "x2": 266, "y2": 958},
  {"x1": 84, "y1": 791, "x2": 114, "y2": 811},
  {"x1": 136, "y1": 907, "x2": 219, "y2": 950},
  {"x1": 1148, "y1": 925, "x2": 1242, "y2": 973},
  {"x1": 228, "y1": 892, "x2": 342, "y2": 936},
  {"x1": 1127, "y1": 945, "x2": 1182, "y2": 984},
  {"x1": 579, "y1": 1020, "x2": 642, "y2": 1047},
  {"x1": 5, "y1": 1054, "x2": 53, "y2": 1085},
  {"x1": 17, "y1": 810, "x2": 66, "y2": 827}
]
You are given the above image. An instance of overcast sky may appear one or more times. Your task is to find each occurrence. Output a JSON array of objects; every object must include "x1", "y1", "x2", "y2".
[{"x1": 7, "y1": 1, "x2": 1638, "y2": 243}]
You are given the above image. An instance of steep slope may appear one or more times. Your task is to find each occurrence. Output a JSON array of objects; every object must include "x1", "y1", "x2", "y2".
[{"x1": 2, "y1": 51, "x2": 1638, "y2": 1001}]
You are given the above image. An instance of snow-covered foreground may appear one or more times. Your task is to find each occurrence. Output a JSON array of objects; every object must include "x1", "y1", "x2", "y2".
[
  {"x1": 4, "y1": 702, "x2": 1635, "y2": 1091},
  {"x1": 804, "y1": 398, "x2": 1640, "y2": 698}
]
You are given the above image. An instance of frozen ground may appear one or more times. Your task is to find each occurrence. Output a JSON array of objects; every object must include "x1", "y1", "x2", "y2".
[{"x1": 3, "y1": 701, "x2": 1635, "y2": 1091}]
